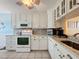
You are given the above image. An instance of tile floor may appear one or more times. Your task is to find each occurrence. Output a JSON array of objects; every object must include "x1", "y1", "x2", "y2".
[{"x1": 0, "y1": 50, "x2": 51, "y2": 59}]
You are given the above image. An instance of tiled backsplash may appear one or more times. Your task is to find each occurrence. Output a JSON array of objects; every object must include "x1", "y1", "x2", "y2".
[{"x1": 32, "y1": 29, "x2": 47, "y2": 35}]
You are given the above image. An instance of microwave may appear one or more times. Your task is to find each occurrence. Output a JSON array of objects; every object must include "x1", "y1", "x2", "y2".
[
  {"x1": 20, "y1": 23, "x2": 31, "y2": 28},
  {"x1": 20, "y1": 20, "x2": 32, "y2": 28}
]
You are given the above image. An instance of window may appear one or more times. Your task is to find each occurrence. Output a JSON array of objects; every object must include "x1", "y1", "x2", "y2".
[{"x1": 0, "y1": 13, "x2": 13, "y2": 35}]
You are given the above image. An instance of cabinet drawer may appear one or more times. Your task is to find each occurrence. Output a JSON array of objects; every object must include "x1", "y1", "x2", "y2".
[{"x1": 16, "y1": 48, "x2": 30, "y2": 52}]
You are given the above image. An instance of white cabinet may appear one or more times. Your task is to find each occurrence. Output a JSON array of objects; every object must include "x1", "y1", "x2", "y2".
[
  {"x1": 48, "y1": 37, "x2": 79, "y2": 59},
  {"x1": 66, "y1": 51, "x2": 79, "y2": 59},
  {"x1": 32, "y1": 12, "x2": 48, "y2": 28},
  {"x1": 60, "y1": 44, "x2": 79, "y2": 59},
  {"x1": 15, "y1": 13, "x2": 21, "y2": 28},
  {"x1": 14, "y1": 13, "x2": 32, "y2": 28},
  {"x1": 31, "y1": 36, "x2": 48, "y2": 50},
  {"x1": 54, "y1": 0, "x2": 79, "y2": 21},
  {"x1": 54, "y1": 43, "x2": 67, "y2": 59},
  {"x1": 68, "y1": 0, "x2": 79, "y2": 10},
  {"x1": 77, "y1": 0, "x2": 79, "y2": 4},
  {"x1": 31, "y1": 36, "x2": 40, "y2": 50},
  {"x1": 39, "y1": 36, "x2": 48, "y2": 50},
  {"x1": 32, "y1": 13, "x2": 40, "y2": 28},
  {"x1": 47, "y1": 9, "x2": 55, "y2": 28},
  {"x1": 48, "y1": 38, "x2": 67, "y2": 59},
  {"x1": 12, "y1": 12, "x2": 47, "y2": 29},
  {"x1": 54, "y1": 47, "x2": 63, "y2": 59},
  {"x1": 48, "y1": 37, "x2": 55, "y2": 59},
  {"x1": 39, "y1": 13, "x2": 48, "y2": 28},
  {"x1": 6, "y1": 36, "x2": 17, "y2": 50}
]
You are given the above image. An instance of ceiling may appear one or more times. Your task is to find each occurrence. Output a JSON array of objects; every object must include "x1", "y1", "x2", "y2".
[{"x1": 0, "y1": 0, "x2": 57, "y2": 13}]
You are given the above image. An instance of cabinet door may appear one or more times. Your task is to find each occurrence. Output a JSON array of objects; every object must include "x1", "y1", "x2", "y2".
[
  {"x1": 63, "y1": 48, "x2": 79, "y2": 59},
  {"x1": 11, "y1": 13, "x2": 16, "y2": 28},
  {"x1": 26, "y1": 15, "x2": 32, "y2": 28},
  {"x1": 48, "y1": 38, "x2": 55, "y2": 59},
  {"x1": 15, "y1": 13, "x2": 21, "y2": 28},
  {"x1": 40, "y1": 13, "x2": 48, "y2": 28},
  {"x1": 47, "y1": 9, "x2": 54, "y2": 28},
  {"x1": 32, "y1": 13, "x2": 40, "y2": 28},
  {"x1": 54, "y1": 47, "x2": 62, "y2": 59},
  {"x1": 39, "y1": 37, "x2": 47, "y2": 50},
  {"x1": 31, "y1": 37, "x2": 39, "y2": 50},
  {"x1": 6, "y1": 36, "x2": 16, "y2": 50},
  {"x1": 76, "y1": 0, "x2": 79, "y2": 4},
  {"x1": 11, "y1": 36, "x2": 17, "y2": 50}
]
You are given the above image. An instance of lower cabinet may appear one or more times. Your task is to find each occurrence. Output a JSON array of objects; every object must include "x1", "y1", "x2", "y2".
[
  {"x1": 31, "y1": 36, "x2": 48, "y2": 50},
  {"x1": 6, "y1": 36, "x2": 17, "y2": 50},
  {"x1": 31, "y1": 36, "x2": 40, "y2": 50},
  {"x1": 54, "y1": 44, "x2": 67, "y2": 59},
  {"x1": 48, "y1": 37, "x2": 79, "y2": 59},
  {"x1": 54, "y1": 47, "x2": 63, "y2": 59},
  {"x1": 39, "y1": 36, "x2": 48, "y2": 50},
  {"x1": 48, "y1": 37, "x2": 55, "y2": 59}
]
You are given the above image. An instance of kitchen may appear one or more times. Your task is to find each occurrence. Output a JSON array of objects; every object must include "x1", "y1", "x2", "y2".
[{"x1": 0, "y1": 0, "x2": 79, "y2": 59}]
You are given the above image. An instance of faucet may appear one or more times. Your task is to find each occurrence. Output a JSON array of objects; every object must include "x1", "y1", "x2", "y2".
[{"x1": 73, "y1": 33, "x2": 79, "y2": 37}]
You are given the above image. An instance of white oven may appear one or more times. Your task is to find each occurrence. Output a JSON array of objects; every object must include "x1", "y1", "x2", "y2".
[{"x1": 16, "y1": 35, "x2": 31, "y2": 52}]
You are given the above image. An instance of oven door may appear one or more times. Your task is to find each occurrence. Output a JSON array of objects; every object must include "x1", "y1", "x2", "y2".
[{"x1": 17, "y1": 35, "x2": 30, "y2": 48}]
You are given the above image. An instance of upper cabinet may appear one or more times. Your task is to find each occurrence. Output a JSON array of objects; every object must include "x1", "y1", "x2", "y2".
[
  {"x1": 15, "y1": 13, "x2": 32, "y2": 28},
  {"x1": 33, "y1": 12, "x2": 48, "y2": 28},
  {"x1": 39, "y1": 12, "x2": 48, "y2": 28},
  {"x1": 47, "y1": 9, "x2": 55, "y2": 28},
  {"x1": 12, "y1": 12, "x2": 48, "y2": 29},
  {"x1": 61, "y1": 0, "x2": 66, "y2": 15},
  {"x1": 54, "y1": 0, "x2": 79, "y2": 20},
  {"x1": 32, "y1": 13, "x2": 40, "y2": 28}
]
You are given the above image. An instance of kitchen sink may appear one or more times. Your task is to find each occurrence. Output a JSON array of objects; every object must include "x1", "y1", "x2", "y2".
[{"x1": 61, "y1": 41, "x2": 79, "y2": 50}]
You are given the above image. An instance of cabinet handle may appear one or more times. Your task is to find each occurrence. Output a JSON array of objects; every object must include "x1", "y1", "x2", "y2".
[
  {"x1": 59, "y1": 55, "x2": 62, "y2": 58},
  {"x1": 67, "y1": 54, "x2": 72, "y2": 59},
  {"x1": 57, "y1": 49, "x2": 59, "y2": 51},
  {"x1": 62, "y1": 55, "x2": 65, "y2": 57},
  {"x1": 34, "y1": 39, "x2": 36, "y2": 40},
  {"x1": 55, "y1": 44, "x2": 57, "y2": 46}
]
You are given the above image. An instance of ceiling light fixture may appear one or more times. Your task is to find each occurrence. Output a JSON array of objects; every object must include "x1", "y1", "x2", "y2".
[{"x1": 16, "y1": 0, "x2": 40, "y2": 9}]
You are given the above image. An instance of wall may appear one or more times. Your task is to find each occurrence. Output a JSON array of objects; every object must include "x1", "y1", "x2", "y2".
[{"x1": 54, "y1": 19, "x2": 65, "y2": 30}]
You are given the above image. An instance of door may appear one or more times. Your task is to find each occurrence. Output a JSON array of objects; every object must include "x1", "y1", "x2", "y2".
[{"x1": 31, "y1": 36, "x2": 39, "y2": 50}]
